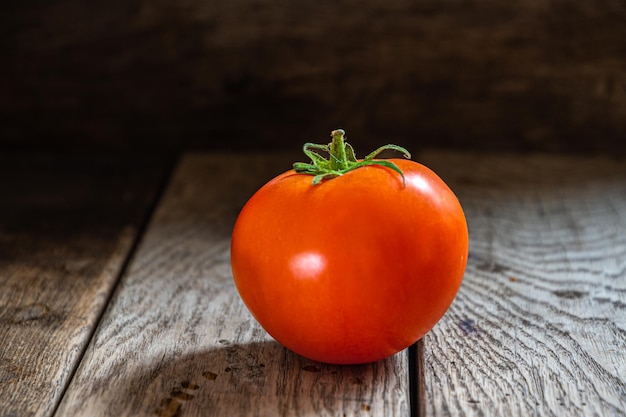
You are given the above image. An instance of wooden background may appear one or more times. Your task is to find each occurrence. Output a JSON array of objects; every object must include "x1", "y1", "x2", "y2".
[{"x1": 3, "y1": 0, "x2": 626, "y2": 155}]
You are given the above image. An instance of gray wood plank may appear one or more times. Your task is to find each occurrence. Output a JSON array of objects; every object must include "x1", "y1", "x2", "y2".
[
  {"x1": 0, "y1": 154, "x2": 167, "y2": 417},
  {"x1": 55, "y1": 153, "x2": 411, "y2": 417},
  {"x1": 417, "y1": 152, "x2": 626, "y2": 417}
]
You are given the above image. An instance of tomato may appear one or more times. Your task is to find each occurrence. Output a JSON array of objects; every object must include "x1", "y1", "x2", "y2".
[{"x1": 230, "y1": 130, "x2": 468, "y2": 364}]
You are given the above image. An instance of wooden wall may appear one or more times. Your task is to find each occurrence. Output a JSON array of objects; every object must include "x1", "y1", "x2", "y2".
[{"x1": 2, "y1": 0, "x2": 626, "y2": 154}]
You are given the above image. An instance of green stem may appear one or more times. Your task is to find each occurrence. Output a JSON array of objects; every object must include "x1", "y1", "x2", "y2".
[
  {"x1": 293, "y1": 129, "x2": 411, "y2": 186},
  {"x1": 329, "y1": 129, "x2": 348, "y2": 171}
]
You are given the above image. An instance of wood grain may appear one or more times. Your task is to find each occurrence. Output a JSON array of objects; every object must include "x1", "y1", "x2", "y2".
[
  {"x1": 0, "y1": 154, "x2": 166, "y2": 417},
  {"x1": 55, "y1": 153, "x2": 411, "y2": 417},
  {"x1": 417, "y1": 152, "x2": 626, "y2": 416},
  {"x1": 3, "y1": 1, "x2": 626, "y2": 154}
]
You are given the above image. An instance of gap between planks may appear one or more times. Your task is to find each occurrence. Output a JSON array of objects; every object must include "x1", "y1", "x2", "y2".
[{"x1": 48, "y1": 154, "x2": 179, "y2": 417}]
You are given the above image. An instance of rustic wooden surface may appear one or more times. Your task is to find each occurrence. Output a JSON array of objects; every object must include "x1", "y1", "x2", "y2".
[
  {"x1": 419, "y1": 152, "x2": 626, "y2": 416},
  {"x1": 0, "y1": 154, "x2": 167, "y2": 417},
  {"x1": 3, "y1": 0, "x2": 626, "y2": 154},
  {"x1": 54, "y1": 153, "x2": 411, "y2": 417},
  {"x1": 2, "y1": 150, "x2": 625, "y2": 416}
]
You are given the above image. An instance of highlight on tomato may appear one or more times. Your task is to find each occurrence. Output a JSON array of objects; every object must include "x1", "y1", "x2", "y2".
[{"x1": 230, "y1": 129, "x2": 468, "y2": 364}]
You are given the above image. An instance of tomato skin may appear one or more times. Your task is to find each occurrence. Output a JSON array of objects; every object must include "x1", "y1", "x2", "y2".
[{"x1": 231, "y1": 159, "x2": 468, "y2": 364}]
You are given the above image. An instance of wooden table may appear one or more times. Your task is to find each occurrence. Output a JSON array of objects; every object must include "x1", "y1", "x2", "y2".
[{"x1": 1, "y1": 150, "x2": 625, "y2": 417}]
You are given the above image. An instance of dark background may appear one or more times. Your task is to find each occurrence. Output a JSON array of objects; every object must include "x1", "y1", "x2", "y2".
[{"x1": 3, "y1": 0, "x2": 626, "y2": 156}]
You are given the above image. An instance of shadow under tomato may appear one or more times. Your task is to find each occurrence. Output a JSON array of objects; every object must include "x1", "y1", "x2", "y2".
[{"x1": 94, "y1": 339, "x2": 404, "y2": 417}]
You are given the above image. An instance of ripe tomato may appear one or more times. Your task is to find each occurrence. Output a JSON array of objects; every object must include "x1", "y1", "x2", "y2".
[{"x1": 231, "y1": 130, "x2": 468, "y2": 364}]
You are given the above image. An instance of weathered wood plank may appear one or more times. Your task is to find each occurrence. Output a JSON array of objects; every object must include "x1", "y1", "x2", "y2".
[
  {"x1": 417, "y1": 152, "x2": 626, "y2": 416},
  {"x1": 0, "y1": 154, "x2": 167, "y2": 417},
  {"x1": 55, "y1": 153, "x2": 410, "y2": 417}
]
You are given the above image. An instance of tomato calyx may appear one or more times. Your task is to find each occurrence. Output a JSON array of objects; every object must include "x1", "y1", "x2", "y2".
[{"x1": 293, "y1": 129, "x2": 412, "y2": 186}]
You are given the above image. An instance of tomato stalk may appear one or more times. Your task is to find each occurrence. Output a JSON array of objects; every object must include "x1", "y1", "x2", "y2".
[{"x1": 293, "y1": 129, "x2": 412, "y2": 185}]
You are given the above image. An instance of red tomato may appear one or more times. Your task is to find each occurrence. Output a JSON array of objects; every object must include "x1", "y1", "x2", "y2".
[{"x1": 231, "y1": 132, "x2": 468, "y2": 364}]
